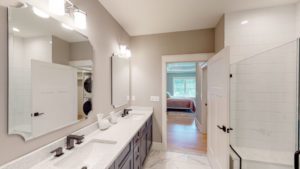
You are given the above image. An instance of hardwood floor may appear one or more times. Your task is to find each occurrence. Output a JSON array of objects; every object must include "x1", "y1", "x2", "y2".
[{"x1": 167, "y1": 111, "x2": 207, "y2": 154}]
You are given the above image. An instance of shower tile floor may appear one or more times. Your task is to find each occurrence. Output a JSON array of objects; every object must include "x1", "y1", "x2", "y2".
[{"x1": 143, "y1": 150, "x2": 212, "y2": 169}]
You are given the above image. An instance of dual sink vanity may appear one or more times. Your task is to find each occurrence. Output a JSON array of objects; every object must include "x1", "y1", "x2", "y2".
[
  {"x1": 0, "y1": 107, "x2": 153, "y2": 169},
  {"x1": 4, "y1": 3, "x2": 150, "y2": 169}
]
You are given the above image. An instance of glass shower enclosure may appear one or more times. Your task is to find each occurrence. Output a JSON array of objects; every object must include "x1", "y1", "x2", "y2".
[{"x1": 229, "y1": 40, "x2": 299, "y2": 169}]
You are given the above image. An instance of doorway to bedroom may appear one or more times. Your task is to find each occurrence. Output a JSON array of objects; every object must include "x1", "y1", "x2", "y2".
[{"x1": 166, "y1": 61, "x2": 208, "y2": 154}]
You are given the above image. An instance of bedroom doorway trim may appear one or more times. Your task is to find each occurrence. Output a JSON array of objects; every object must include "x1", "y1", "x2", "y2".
[{"x1": 161, "y1": 53, "x2": 214, "y2": 150}]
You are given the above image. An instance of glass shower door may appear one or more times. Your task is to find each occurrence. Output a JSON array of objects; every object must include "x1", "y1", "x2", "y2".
[{"x1": 229, "y1": 40, "x2": 299, "y2": 169}]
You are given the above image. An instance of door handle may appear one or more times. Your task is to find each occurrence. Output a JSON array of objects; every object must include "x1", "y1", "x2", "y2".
[
  {"x1": 227, "y1": 128, "x2": 233, "y2": 133},
  {"x1": 295, "y1": 150, "x2": 300, "y2": 169},
  {"x1": 31, "y1": 112, "x2": 45, "y2": 117},
  {"x1": 217, "y1": 125, "x2": 227, "y2": 132}
]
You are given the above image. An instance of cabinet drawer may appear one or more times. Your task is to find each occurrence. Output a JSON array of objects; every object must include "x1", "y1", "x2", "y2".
[{"x1": 115, "y1": 140, "x2": 133, "y2": 169}]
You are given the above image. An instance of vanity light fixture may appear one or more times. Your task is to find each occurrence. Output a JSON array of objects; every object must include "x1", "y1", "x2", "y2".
[
  {"x1": 32, "y1": 7, "x2": 50, "y2": 18},
  {"x1": 74, "y1": 9, "x2": 87, "y2": 29},
  {"x1": 49, "y1": 0, "x2": 65, "y2": 16},
  {"x1": 118, "y1": 45, "x2": 132, "y2": 58},
  {"x1": 120, "y1": 45, "x2": 127, "y2": 55},
  {"x1": 241, "y1": 20, "x2": 249, "y2": 25},
  {"x1": 61, "y1": 23, "x2": 74, "y2": 30},
  {"x1": 12, "y1": 27, "x2": 20, "y2": 32},
  {"x1": 125, "y1": 49, "x2": 132, "y2": 58}
]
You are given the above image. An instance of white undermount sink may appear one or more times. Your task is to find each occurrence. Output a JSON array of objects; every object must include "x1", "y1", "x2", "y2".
[
  {"x1": 124, "y1": 113, "x2": 145, "y2": 120},
  {"x1": 54, "y1": 139, "x2": 117, "y2": 169}
]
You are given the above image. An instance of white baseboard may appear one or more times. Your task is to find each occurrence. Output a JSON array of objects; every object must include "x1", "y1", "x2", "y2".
[
  {"x1": 195, "y1": 118, "x2": 201, "y2": 130},
  {"x1": 195, "y1": 118, "x2": 207, "y2": 134},
  {"x1": 152, "y1": 142, "x2": 164, "y2": 150}
]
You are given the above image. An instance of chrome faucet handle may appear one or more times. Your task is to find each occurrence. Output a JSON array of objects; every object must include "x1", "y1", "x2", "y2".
[
  {"x1": 76, "y1": 135, "x2": 85, "y2": 144},
  {"x1": 50, "y1": 147, "x2": 64, "y2": 157}
]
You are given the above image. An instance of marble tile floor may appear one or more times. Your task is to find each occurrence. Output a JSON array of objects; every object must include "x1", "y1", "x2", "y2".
[{"x1": 143, "y1": 150, "x2": 212, "y2": 169}]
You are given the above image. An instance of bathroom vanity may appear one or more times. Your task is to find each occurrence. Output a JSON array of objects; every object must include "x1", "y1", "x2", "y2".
[
  {"x1": 109, "y1": 113, "x2": 153, "y2": 169},
  {"x1": 0, "y1": 107, "x2": 153, "y2": 169}
]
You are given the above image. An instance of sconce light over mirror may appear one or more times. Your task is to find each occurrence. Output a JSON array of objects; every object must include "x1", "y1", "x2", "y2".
[
  {"x1": 8, "y1": 4, "x2": 93, "y2": 141},
  {"x1": 118, "y1": 45, "x2": 132, "y2": 59}
]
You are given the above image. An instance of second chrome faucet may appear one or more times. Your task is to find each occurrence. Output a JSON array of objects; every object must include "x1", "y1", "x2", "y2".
[{"x1": 66, "y1": 135, "x2": 85, "y2": 150}]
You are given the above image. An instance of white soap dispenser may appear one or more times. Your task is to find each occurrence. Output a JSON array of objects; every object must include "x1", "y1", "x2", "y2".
[
  {"x1": 97, "y1": 113, "x2": 111, "y2": 130},
  {"x1": 109, "y1": 111, "x2": 118, "y2": 124}
]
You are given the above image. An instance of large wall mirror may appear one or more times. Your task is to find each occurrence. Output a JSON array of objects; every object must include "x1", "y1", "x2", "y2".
[
  {"x1": 8, "y1": 5, "x2": 94, "y2": 141},
  {"x1": 111, "y1": 54, "x2": 130, "y2": 108}
]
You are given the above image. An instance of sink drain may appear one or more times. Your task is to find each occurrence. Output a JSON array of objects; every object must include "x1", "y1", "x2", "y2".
[{"x1": 81, "y1": 166, "x2": 88, "y2": 169}]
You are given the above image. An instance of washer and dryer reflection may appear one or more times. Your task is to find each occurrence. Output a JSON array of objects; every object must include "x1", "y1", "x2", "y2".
[{"x1": 82, "y1": 72, "x2": 92, "y2": 116}]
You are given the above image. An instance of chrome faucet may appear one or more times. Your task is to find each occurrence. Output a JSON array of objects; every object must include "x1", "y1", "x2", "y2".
[
  {"x1": 66, "y1": 135, "x2": 85, "y2": 150},
  {"x1": 121, "y1": 108, "x2": 132, "y2": 117},
  {"x1": 50, "y1": 147, "x2": 64, "y2": 157}
]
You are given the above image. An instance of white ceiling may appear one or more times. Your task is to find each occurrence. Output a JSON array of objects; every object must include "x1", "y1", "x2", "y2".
[{"x1": 98, "y1": 0, "x2": 299, "y2": 36}]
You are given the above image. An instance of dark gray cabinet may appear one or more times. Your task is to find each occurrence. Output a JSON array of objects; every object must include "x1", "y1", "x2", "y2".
[
  {"x1": 109, "y1": 164, "x2": 115, "y2": 169},
  {"x1": 115, "y1": 141, "x2": 133, "y2": 169},
  {"x1": 111, "y1": 115, "x2": 153, "y2": 169},
  {"x1": 119, "y1": 154, "x2": 133, "y2": 169},
  {"x1": 146, "y1": 117, "x2": 153, "y2": 154},
  {"x1": 140, "y1": 130, "x2": 147, "y2": 165},
  {"x1": 133, "y1": 131, "x2": 141, "y2": 169}
]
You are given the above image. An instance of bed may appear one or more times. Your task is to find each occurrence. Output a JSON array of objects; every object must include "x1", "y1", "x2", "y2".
[{"x1": 167, "y1": 97, "x2": 196, "y2": 112}]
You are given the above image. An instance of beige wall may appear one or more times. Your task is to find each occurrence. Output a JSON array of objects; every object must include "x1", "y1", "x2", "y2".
[
  {"x1": 70, "y1": 41, "x2": 93, "y2": 61},
  {"x1": 52, "y1": 36, "x2": 70, "y2": 65},
  {"x1": 130, "y1": 29, "x2": 215, "y2": 142},
  {"x1": 0, "y1": 0, "x2": 130, "y2": 165},
  {"x1": 214, "y1": 15, "x2": 225, "y2": 53}
]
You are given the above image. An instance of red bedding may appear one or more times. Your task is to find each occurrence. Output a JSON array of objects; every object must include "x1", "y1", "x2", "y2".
[{"x1": 167, "y1": 98, "x2": 196, "y2": 112}]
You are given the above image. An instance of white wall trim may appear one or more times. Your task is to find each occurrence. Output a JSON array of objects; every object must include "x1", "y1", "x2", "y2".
[
  {"x1": 161, "y1": 53, "x2": 214, "y2": 150},
  {"x1": 195, "y1": 118, "x2": 201, "y2": 130}
]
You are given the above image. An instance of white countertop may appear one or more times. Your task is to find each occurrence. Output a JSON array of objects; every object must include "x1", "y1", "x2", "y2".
[{"x1": 15, "y1": 107, "x2": 153, "y2": 169}]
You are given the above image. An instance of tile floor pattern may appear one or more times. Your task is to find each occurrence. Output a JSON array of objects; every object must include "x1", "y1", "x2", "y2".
[{"x1": 143, "y1": 150, "x2": 212, "y2": 169}]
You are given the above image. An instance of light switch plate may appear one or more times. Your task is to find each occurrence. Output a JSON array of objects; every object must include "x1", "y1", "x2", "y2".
[{"x1": 150, "y1": 96, "x2": 160, "y2": 102}]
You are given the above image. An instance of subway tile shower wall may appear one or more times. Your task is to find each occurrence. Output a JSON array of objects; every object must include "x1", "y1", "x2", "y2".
[{"x1": 230, "y1": 41, "x2": 297, "y2": 152}]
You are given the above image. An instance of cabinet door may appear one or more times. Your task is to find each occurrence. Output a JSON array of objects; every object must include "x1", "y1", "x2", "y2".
[
  {"x1": 120, "y1": 154, "x2": 133, "y2": 169},
  {"x1": 109, "y1": 163, "x2": 115, "y2": 169},
  {"x1": 146, "y1": 124, "x2": 153, "y2": 154},
  {"x1": 146, "y1": 117, "x2": 153, "y2": 154},
  {"x1": 140, "y1": 134, "x2": 147, "y2": 165},
  {"x1": 134, "y1": 147, "x2": 141, "y2": 169}
]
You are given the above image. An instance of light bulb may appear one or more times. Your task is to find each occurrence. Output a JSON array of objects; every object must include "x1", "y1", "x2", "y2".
[
  {"x1": 13, "y1": 27, "x2": 20, "y2": 32},
  {"x1": 241, "y1": 20, "x2": 249, "y2": 25},
  {"x1": 74, "y1": 10, "x2": 87, "y2": 29},
  {"x1": 61, "y1": 23, "x2": 73, "y2": 30},
  {"x1": 32, "y1": 7, "x2": 49, "y2": 18},
  {"x1": 125, "y1": 49, "x2": 131, "y2": 58},
  {"x1": 49, "y1": 0, "x2": 65, "y2": 16}
]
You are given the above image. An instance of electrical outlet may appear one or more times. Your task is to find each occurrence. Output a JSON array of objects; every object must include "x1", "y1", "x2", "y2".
[{"x1": 150, "y1": 96, "x2": 160, "y2": 102}]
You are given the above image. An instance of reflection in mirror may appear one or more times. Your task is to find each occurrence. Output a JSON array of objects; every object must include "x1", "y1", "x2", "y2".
[
  {"x1": 111, "y1": 54, "x2": 130, "y2": 108},
  {"x1": 8, "y1": 5, "x2": 93, "y2": 140}
]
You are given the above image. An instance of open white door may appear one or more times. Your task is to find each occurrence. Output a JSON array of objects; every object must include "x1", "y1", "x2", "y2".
[
  {"x1": 207, "y1": 47, "x2": 230, "y2": 169},
  {"x1": 31, "y1": 60, "x2": 78, "y2": 137}
]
